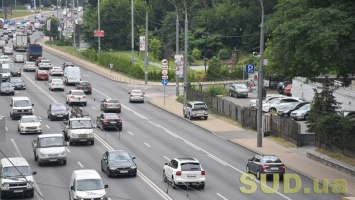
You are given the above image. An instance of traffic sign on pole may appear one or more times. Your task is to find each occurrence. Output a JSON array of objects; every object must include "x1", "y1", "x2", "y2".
[
  {"x1": 245, "y1": 64, "x2": 255, "y2": 73},
  {"x1": 162, "y1": 59, "x2": 168, "y2": 66},
  {"x1": 162, "y1": 76, "x2": 168, "y2": 80},
  {"x1": 162, "y1": 79, "x2": 168, "y2": 85}
]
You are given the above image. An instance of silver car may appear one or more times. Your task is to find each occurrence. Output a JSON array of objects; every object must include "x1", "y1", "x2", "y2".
[
  {"x1": 23, "y1": 61, "x2": 36, "y2": 72},
  {"x1": 183, "y1": 101, "x2": 208, "y2": 120},
  {"x1": 229, "y1": 83, "x2": 249, "y2": 98},
  {"x1": 49, "y1": 79, "x2": 65, "y2": 91},
  {"x1": 128, "y1": 89, "x2": 145, "y2": 103},
  {"x1": 0, "y1": 82, "x2": 14, "y2": 95},
  {"x1": 14, "y1": 55, "x2": 25, "y2": 63},
  {"x1": 290, "y1": 103, "x2": 311, "y2": 120}
]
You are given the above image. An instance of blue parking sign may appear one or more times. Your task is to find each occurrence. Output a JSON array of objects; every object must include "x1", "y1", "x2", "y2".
[{"x1": 245, "y1": 64, "x2": 255, "y2": 73}]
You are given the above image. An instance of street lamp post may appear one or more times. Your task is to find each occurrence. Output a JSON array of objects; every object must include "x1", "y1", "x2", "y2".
[
  {"x1": 144, "y1": 2, "x2": 148, "y2": 84},
  {"x1": 97, "y1": 0, "x2": 101, "y2": 54},
  {"x1": 257, "y1": 0, "x2": 265, "y2": 147},
  {"x1": 131, "y1": 0, "x2": 134, "y2": 64},
  {"x1": 182, "y1": 0, "x2": 188, "y2": 106},
  {"x1": 204, "y1": 57, "x2": 208, "y2": 73},
  {"x1": 167, "y1": 0, "x2": 179, "y2": 96}
]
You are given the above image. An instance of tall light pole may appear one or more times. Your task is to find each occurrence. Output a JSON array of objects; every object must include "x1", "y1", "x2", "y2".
[
  {"x1": 131, "y1": 0, "x2": 134, "y2": 64},
  {"x1": 144, "y1": 2, "x2": 148, "y2": 84},
  {"x1": 257, "y1": 0, "x2": 265, "y2": 147},
  {"x1": 182, "y1": 0, "x2": 188, "y2": 106},
  {"x1": 97, "y1": 0, "x2": 101, "y2": 54},
  {"x1": 167, "y1": 0, "x2": 179, "y2": 96}
]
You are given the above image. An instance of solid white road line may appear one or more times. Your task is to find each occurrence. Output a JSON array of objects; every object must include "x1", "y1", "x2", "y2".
[
  {"x1": 163, "y1": 156, "x2": 170, "y2": 161},
  {"x1": 128, "y1": 131, "x2": 134, "y2": 135},
  {"x1": 144, "y1": 142, "x2": 151, "y2": 148},
  {"x1": 77, "y1": 162, "x2": 84, "y2": 168},
  {"x1": 65, "y1": 147, "x2": 70, "y2": 152},
  {"x1": 216, "y1": 193, "x2": 228, "y2": 200},
  {"x1": 5, "y1": 127, "x2": 8, "y2": 131}
]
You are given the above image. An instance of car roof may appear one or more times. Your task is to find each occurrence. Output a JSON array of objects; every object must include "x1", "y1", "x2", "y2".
[
  {"x1": 175, "y1": 158, "x2": 199, "y2": 163},
  {"x1": 50, "y1": 103, "x2": 65, "y2": 106},
  {"x1": 70, "y1": 90, "x2": 85, "y2": 92},
  {"x1": 188, "y1": 101, "x2": 206, "y2": 104},
  {"x1": 73, "y1": 169, "x2": 101, "y2": 180},
  {"x1": 103, "y1": 113, "x2": 120, "y2": 117},
  {"x1": 108, "y1": 150, "x2": 128, "y2": 154},
  {"x1": 12, "y1": 96, "x2": 30, "y2": 100},
  {"x1": 1, "y1": 157, "x2": 30, "y2": 167},
  {"x1": 37, "y1": 133, "x2": 63, "y2": 138}
]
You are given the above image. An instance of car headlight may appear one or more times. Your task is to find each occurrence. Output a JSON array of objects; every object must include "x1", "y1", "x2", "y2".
[
  {"x1": 109, "y1": 166, "x2": 116, "y2": 170},
  {"x1": 21, "y1": 126, "x2": 25, "y2": 129},
  {"x1": 101, "y1": 194, "x2": 108, "y2": 200},
  {"x1": 52, "y1": 113, "x2": 55, "y2": 115},
  {"x1": 38, "y1": 125, "x2": 42, "y2": 129},
  {"x1": 27, "y1": 181, "x2": 33, "y2": 188},
  {"x1": 40, "y1": 152, "x2": 46, "y2": 157},
  {"x1": 130, "y1": 165, "x2": 137, "y2": 169},
  {"x1": 60, "y1": 151, "x2": 66, "y2": 155},
  {"x1": 22, "y1": 83, "x2": 25, "y2": 86},
  {"x1": 1, "y1": 183, "x2": 9, "y2": 190}
]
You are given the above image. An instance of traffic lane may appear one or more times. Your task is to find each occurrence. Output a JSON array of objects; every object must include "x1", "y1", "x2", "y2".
[{"x1": 18, "y1": 72, "x2": 170, "y2": 200}]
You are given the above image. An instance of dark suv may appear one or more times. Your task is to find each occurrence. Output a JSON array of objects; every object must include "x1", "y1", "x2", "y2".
[
  {"x1": 246, "y1": 155, "x2": 285, "y2": 180},
  {"x1": 183, "y1": 101, "x2": 208, "y2": 120},
  {"x1": 75, "y1": 81, "x2": 92, "y2": 94}
]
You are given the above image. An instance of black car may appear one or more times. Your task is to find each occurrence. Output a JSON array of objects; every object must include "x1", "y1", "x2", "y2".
[
  {"x1": 277, "y1": 102, "x2": 310, "y2": 118},
  {"x1": 62, "y1": 61, "x2": 74, "y2": 70},
  {"x1": 75, "y1": 81, "x2": 92, "y2": 94},
  {"x1": 96, "y1": 113, "x2": 122, "y2": 131},
  {"x1": 9, "y1": 77, "x2": 26, "y2": 90},
  {"x1": 101, "y1": 150, "x2": 137, "y2": 177},
  {"x1": 47, "y1": 103, "x2": 70, "y2": 121},
  {"x1": 246, "y1": 155, "x2": 285, "y2": 180},
  {"x1": 10, "y1": 66, "x2": 21, "y2": 77},
  {"x1": 277, "y1": 81, "x2": 291, "y2": 94}
]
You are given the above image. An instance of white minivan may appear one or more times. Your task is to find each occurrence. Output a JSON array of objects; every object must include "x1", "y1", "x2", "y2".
[
  {"x1": 10, "y1": 96, "x2": 34, "y2": 120},
  {"x1": 63, "y1": 66, "x2": 81, "y2": 85},
  {"x1": 69, "y1": 169, "x2": 108, "y2": 200},
  {"x1": 0, "y1": 157, "x2": 37, "y2": 198}
]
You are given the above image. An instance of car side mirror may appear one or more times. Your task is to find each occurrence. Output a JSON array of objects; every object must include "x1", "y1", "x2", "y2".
[
  {"x1": 32, "y1": 171, "x2": 37, "y2": 175},
  {"x1": 18, "y1": 120, "x2": 20, "y2": 123},
  {"x1": 10, "y1": 104, "x2": 12, "y2": 107},
  {"x1": 128, "y1": 92, "x2": 131, "y2": 94},
  {"x1": 132, "y1": 157, "x2": 136, "y2": 160},
  {"x1": 164, "y1": 163, "x2": 168, "y2": 165},
  {"x1": 104, "y1": 185, "x2": 108, "y2": 188},
  {"x1": 65, "y1": 142, "x2": 69, "y2": 146},
  {"x1": 32, "y1": 104, "x2": 34, "y2": 106},
  {"x1": 248, "y1": 159, "x2": 252, "y2": 162}
]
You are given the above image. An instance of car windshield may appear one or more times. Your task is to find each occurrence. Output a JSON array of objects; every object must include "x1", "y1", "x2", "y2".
[
  {"x1": 193, "y1": 103, "x2": 207, "y2": 110},
  {"x1": 15, "y1": 55, "x2": 22, "y2": 58},
  {"x1": 1, "y1": 83, "x2": 12, "y2": 88},
  {"x1": 131, "y1": 90, "x2": 142, "y2": 94},
  {"x1": 25, "y1": 62, "x2": 35, "y2": 66},
  {"x1": 181, "y1": 163, "x2": 201, "y2": 171},
  {"x1": 11, "y1": 78, "x2": 22, "y2": 83},
  {"x1": 109, "y1": 152, "x2": 130, "y2": 161},
  {"x1": 72, "y1": 91, "x2": 84, "y2": 95},
  {"x1": 283, "y1": 102, "x2": 299, "y2": 109},
  {"x1": 108, "y1": 99, "x2": 119, "y2": 103},
  {"x1": 39, "y1": 137, "x2": 64, "y2": 147},
  {"x1": 263, "y1": 156, "x2": 282, "y2": 164},
  {"x1": 268, "y1": 98, "x2": 280, "y2": 104},
  {"x1": 41, "y1": 60, "x2": 50, "y2": 63},
  {"x1": 70, "y1": 120, "x2": 92, "y2": 129},
  {"x1": 14, "y1": 100, "x2": 31, "y2": 107},
  {"x1": 1, "y1": 68, "x2": 10, "y2": 73},
  {"x1": 76, "y1": 179, "x2": 104, "y2": 191},
  {"x1": 52, "y1": 104, "x2": 66, "y2": 111},
  {"x1": 235, "y1": 84, "x2": 247, "y2": 89},
  {"x1": 299, "y1": 104, "x2": 310, "y2": 110},
  {"x1": 105, "y1": 114, "x2": 119, "y2": 120},
  {"x1": 21, "y1": 117, "x2": 39, "y2": 123},
  {"x1": 2, "y1": 166, "x2": 31, "y2": 177},
  {"x1": 80, "y1": 82, "x2": 90, "y2": 86},
  {"x1": 52, "y1": 79, "x2": 63, "y2": 83}
]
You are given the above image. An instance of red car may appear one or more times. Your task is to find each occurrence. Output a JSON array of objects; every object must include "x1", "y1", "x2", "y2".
[
  {"x1": 35, "y1": 70, "x2": 49, "y2": 81},
  {"x1": 283, "y1": 84, "x2": 292, "y2": 96}
]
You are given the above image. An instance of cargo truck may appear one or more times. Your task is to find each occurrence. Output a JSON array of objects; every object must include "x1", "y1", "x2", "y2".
[
  {"x1": 13, "y1": 34, "x2": 28, "y2": 51},
  {"x1": 27, "y1": 44, "x2": 42, "y2": 61}
]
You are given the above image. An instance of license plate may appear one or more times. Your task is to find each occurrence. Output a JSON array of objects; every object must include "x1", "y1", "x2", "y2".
[
  {"x1": 79, "y1": 139, "x2": 87, "y2": 141},
  {"x1": 57, "y1": 115, "x2": 63, "y2": 117},
  {"x1": 49, "y1": 159, "x2": 58, "y2": 161},
  {"x1": 120, "y1": 171, "x2": 128, "y2": 173},
  {"x1": 271, "y1": 167, "x2": 279, "y2": 170},
  {"x1": 14, "y1": 190, "x2": 23, "y2": 193},
  {"x1": 111, "y1": 122, "x2": 117, "y2": 124},
  {"x1": 187, "y1": 174, "x2": 196, "y2": 177}
]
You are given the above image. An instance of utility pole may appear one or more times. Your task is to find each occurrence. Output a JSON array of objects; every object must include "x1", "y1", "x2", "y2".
[
  {"x1": 131, "y1": 0, "x2": 134, "y2": 64},
  {"x1": 144, "y1": 4, "x2": 148, "y2": 84},
  {"x1": 183, "y1": 0, "x2": 188, "y2": 106},
  {"x1": 97, "y1": 0, "x2": 101, "y2": 54},
  {"x1": 257, "y1": 0, "x2": 265, "y2": 147},
  {"x1": 175, "y1": 8, "x2": 179, "y2": 96}
]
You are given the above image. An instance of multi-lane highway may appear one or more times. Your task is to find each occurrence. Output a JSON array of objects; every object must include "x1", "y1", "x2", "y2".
[{"x1": 0, "y1": 14, "x2": 343, "y2": 200}]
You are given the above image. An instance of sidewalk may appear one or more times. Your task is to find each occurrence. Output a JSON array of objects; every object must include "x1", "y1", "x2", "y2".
[{"x1": 37, "y1": 37, "x2": 355, "y2": 196}]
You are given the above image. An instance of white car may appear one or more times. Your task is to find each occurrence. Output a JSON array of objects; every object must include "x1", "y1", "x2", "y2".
[
  {"x1": 49, "y1": 79, "x2": 65, "y2": 91},
  {"x1": 163, "y1": 158, "x2": 206, "y2": 189},
  {"x1": 38, "y1": 59, "x2": 52, "y2": 70},
  {"x1": 249, "y1": 94, "x2": 285, "y2": 108},
  {"x1": 0, "y1": 55, "x2": 11, "y2": 63},
  {"x1": 17, "y1": 115, "x2": 42, "y2": 134},
  {"x1": 49, "y1": 66, "x2": 64, "y2": 76},
  {"x1": 262, "y1": 97, "x2": 303, "y2": 112},
  {"x1": 23, "y1": 61, "x2": 37, "y2": 72},
  {"x1": 66, "y1": 89, "x2": 87, "y2": 106}
]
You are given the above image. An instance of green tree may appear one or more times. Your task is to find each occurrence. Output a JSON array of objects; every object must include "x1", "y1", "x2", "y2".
[
  {"x1": 206, "y1": 56, "x2": 222, "y2": 81},
  {"x1": 149, "y1": 38, "x2": 162, "y2": 60},
  {"x1": 265, "y1": 0, "x2": 355, "y2": 84},
  {"x1": 43, "y1": 17, "x2": 59, "y2": 41}
]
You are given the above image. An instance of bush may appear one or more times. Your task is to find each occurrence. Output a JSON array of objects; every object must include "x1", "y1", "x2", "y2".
[
  {"x1": 218, "y1": 49, "x2": 230, "y2": 60},
  {"x1": 203, "y1": 85, "x2": 228, "y2": 95},
  {"x1": 191, "y1": 48, "x2": 201, "y2": 60}
]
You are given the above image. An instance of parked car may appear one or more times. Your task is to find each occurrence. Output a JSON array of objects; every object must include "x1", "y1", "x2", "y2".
[
  {"x1": 48, "y1": 78, "x2": 65, "y2": 91},
  {"x1": 49, "y1": 66, "x2": 64, "y2": 76},
  {"x1": 10, "y1": 66, "x2": 21, "y2": 77},
  {"x1": 75, "y1": 81, "x2": 92, "y2": 94},
  {"x1": 277, "y1": 81, "x2": 291, "y2": 94},
  {"x1": 277, "y1": 102, "x2": 310, "y2": 118},
  {"x1": 0, "y1": 82, "x2": 14, "y2": 95},
  {"x1": 229, "y1": 83, "x2": 249, "y2": 98},
  {"x1": 262, "y1": 97, "x2": 303, "y2": 113},
  {"x1": 23, "y1": 61, "x2": 36, "y2": 72},
  {"x1": 183, "y1": 101, "x2": 208, "y2": 120},
  {"x1": 246, "y1": 155, "x2": 285, "y2": 180},
  {"x1": 100, "y1": 98, "x2": 121, "y2": 113},
  {"x1": 62, "y1": 61, "x2": 74, "y2": 70},
  {"x1": 35, "y1": 70, "x2": 49, "y2": 81},
  {"x1": 65, "y1": 89, "x2": 87, "y2": 106},
  {"x1": 96, "y1": 113, "x2": 122, "y2": 131},
  {"x1": 163, "y1": 158, "x2": 206, "y2": 189},
  {"x1": 47, "y1": 103, "x2": 69, "y2": 121},
  {"x1": 283, "y1": 84, "x2": 292, "y2": 96},
  {"x1": 249, "y1": 94, "x2": 285, "y2": 108},
  {"x1": 17, "y1": 115, "x2": 42, "y2": 134},
  {"x1": 128, "y1": 89, "x2": 145, "y2": 103},
  {"x1": 290, "y1": 103, "x2": 311, "y2": 121},
  {"x1": 3, "y1": 46, "x2": 13, "y2": 55},
  {"x1": 9, "y1": 77, "x2": 26, "y2": 90},
  {"x1": 14, "y1": 55, "x2": 25, "y2": 63},
  {"x1": 101, "y1": 150, "x2": 137, "y2": 177}
]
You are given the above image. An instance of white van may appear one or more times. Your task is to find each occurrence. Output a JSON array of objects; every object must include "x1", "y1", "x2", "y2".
[
  {"x1": 69, "y1": 169, "x2": 108, "y2": 200},
  {"x1": 0, "y1": 157, "x2": 37, "y2": 198},
  {"x1": 10, "y1": 96, "x2": 34, "y2": 120},
  {"x1": 0, "y1": 63, "x2": 11, "y2": 81},
  {"x1": 0, "y1": 40, "x2": 5, "y2": 48},
  {"x1": 63, "y1": 66, "x2": 81, "y2": 85}
]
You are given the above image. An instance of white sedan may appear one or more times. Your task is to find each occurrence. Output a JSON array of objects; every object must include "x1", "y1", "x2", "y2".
[
  {"x1": 17, "y1": 115, "x2": 42, "y2": 134},
  {"x1": 66, "y1": 89, "x2": 87, "y2": 106},
  {"x1": 49, "y1": 66, "x2": 64, "y2": 76},
  {"x1": 23, "y1": 62, "x2": 36, "y2": 72},
  {"x1": 49, "y1": 79, "x2": 65, "y2": 91}
]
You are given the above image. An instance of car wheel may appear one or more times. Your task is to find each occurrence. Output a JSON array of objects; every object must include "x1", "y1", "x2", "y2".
[
  {"x1": 256, "y1": 170, "x2": 260, "y2": 180},
  {"x1": 38, "y1": 161, "x2": 42, "y2": 166},
  {"x1": 199, "y1": 184, "x2": 205, "y2": 189},
  {"x1": 246, "y1": 165, "x2": 250, "y2": 173},
  {"x1": 183, "y1": 111, "x2": 187, "y2": 118},
  {"x1": 279, "y1": 174, "x2": 284, "y2": 181},
  {"x1": 49, "y1": 115, "x2": 53, "y2": 121},
  {"x1": 304, "y1": 114, "x2": 309, "y2": 120},
  {"x1": 101, "y1": 162, "x2": 104, "y2": 172},
  {"x1": 63, "y1": 160, "x2": 67, "y2": 165},
  {"x1": 119, "y1": 128, "x2": 122, "y2": 131},
  {"x1": 28, "y1": 191, "x2": 34, "y2": 198},
  {"x1": 204, "y1": 116, "x2": 208, "y2": 120},
  {"x1": 69, "y1": 140, "x2": 73, "y2": 146},
  {"x1": 100, "y1": 124, "x2": 104, "y2": 131},
  {"x1": 163, "y1": 171, "x2": 167, "y2": 182},
  {"x1": 269, "y1": 108, "x2": 276, "y2": 112},
  {"x1": 107, "y1": 167, "x2": 111, "y2": 177},
  {"x1": 83, "y1": 102, "x2": 87, "y2": 106},
  {"x1": 171, "y1": 176, "x2": 177, "y2": 189},
  {"x1": 91, "y1": 141, "x2": 94, "y2": 145},
  {"x1": 34, "y1": 153, "x2": 37, "y2": 161},
  {"x1": 189, "y1": 112, "x2": 193, "y2": 120}
]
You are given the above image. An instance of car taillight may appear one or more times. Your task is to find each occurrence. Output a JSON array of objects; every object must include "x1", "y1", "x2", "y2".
[
  {"x1": 82, "y1": 96, "x2": 86, "y2": 98},
  {"x1": 130, "y1": 94, "x2": 133, "y2": 97},
  {"x1": 51, "y1": 83, "x2": 54, "y2": 85},
  {"x1": 103, "y1": 120, "x2": 110, "y2": 123},
  {"x1": 87, "y1": 86, "x2": 91, "y2": 88},
  {"x1": 201, "y1": 171, "x2": 205, "y2": 175},
  {"x1": 141, "y1": 94, "x2": 144, "y2": 97},
  {"x1": 118, "y1": 119, "x2": 122, "y2": 123},
  {"x1": 105, "y1": 104, "x2": 109, "y2": 108},
  {"x1": 69, "y1": 95, "x2": 75, "y2": 98},
  {"x1": 279, "y1": 166, "x2": 285, "y2": 170},
  {"x1": 78, "y1": 86, "x2": 83, "y2": 88},
  {"x1": 176, "y1": 171, "x2": 181, "y2": 176},
  {"x1": 261, "y1": 165, "x2": 270, "y2": 169}
]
